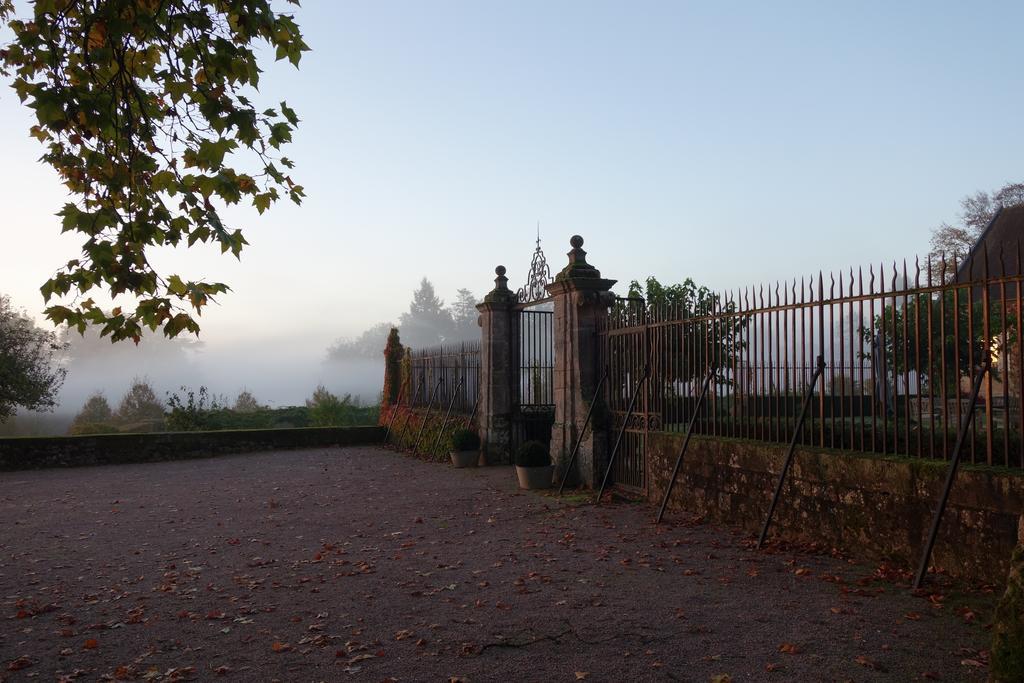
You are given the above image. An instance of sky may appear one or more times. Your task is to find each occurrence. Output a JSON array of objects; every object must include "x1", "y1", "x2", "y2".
[{"x1": 1, "y1": 1, "x2": 1022, "y2": 411}]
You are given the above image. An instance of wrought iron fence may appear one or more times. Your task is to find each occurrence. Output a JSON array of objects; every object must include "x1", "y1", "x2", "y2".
[
  {"x1": 406, "y1": 342, "x2": 480, "y2": 416},
  {"x1": 606, "y1": 248, "x2": 1024, "y2": 470}
]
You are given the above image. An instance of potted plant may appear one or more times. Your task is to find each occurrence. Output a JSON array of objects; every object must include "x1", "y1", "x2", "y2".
[
  {"x1": 450, "y1": 429, "x2": 480, "y2": 468},
  {"x1": 514, "y1": 440, "x2": 553, "y2": 489}
]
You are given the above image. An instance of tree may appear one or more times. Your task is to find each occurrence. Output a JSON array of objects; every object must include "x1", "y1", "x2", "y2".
[
  {"x1": 931, "y1": 182, "x2": 1024, "y2": 260},
  {"x1": 449, "y1": 288, "x2": 479, "y2": 341},
  {"x1": 0, "y1": 1, "x2": 308, "y2": 341},
  {"x1": 381, "y1": 327, "x2": 403, "y2": 407},
  {"x1": 328, "y1": 283, "x2": 476, "y2": 361},
  {"x1": 69, "y1": 391, "x2": 115, "y2": 434},
  {"x1": 116, "y1": 377, "x2": 164, "y2": 422},
  {"x1": 860, "y1": 291, "x2": 1016, "y2": 395},
  {"x1": 398, "y1": 278, "x2": 453, "y2": 348},
  {"x1": 234, "y1": 389, "x2": 261, "y2": 412},
  {"x1": 74, "y1": 392, "x2": 113, "y2": 423},
  {"x1": 624, "y1": 277, "x2": 745, "y2": 389},
  {"x1": 0, "y1": 294, "x2": 67, "y2": 420}
]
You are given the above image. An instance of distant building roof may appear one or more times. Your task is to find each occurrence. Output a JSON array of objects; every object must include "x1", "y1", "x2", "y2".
[{"x1": 955, "y1": 203, "x2": 1024, "y2": 285}]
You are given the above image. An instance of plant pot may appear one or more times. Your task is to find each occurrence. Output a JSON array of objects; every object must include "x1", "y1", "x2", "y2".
[
  {"x1": 516, "y1": 464, "x2": 553, "y2": 489},
  {"x1": 450, "y1": 450, "x2": 478, "y2": 468}
]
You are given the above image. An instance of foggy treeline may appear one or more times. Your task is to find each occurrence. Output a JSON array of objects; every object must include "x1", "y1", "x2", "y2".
[
  {"x1": 0, "y1": 278, "x2": 480, "y2": 437},
  {"x1": 326, "y1": 278, "x2": 479, "y2": 359}
]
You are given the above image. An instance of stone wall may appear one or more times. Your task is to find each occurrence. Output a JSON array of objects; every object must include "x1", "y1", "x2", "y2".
[
  {"x1": 992, "y1": 517, "x2": 1024, "y2": 681},
  {"x1": 648, "y1": 432, "x2": 1024, "y2": 584},
  {"x1": 0, "y1": 426, "x2": 384, "y2": 471}
]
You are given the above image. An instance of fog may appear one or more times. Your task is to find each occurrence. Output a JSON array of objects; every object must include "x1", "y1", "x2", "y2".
[
  {"x1": 2, "y1": 274, "x2": 486, "y2": 435},
  {"x1": 0, "y1": 328, "x2": 385, "y2": 437},
  {"x1": 56, "y1": 340, "x2": 384, "y2": 413}
]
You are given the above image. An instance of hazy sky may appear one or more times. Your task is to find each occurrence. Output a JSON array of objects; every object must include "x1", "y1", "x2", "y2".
[{"x1": 2, "y1": 1, "x2": 1023, "y2": 406}]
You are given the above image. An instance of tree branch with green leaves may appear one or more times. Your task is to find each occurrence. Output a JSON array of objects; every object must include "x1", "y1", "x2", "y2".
[{"x1": 0, "y1": 0, "x2": 308, "y2": 341}]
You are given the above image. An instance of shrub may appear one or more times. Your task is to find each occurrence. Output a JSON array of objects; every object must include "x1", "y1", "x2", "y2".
[
  {"x1": 306, "y1": 385, "x2": 380, "y2": 427},
  {"x1": 451, "y1": 428, "x2": 480, "y2": 451},
  {"x1": 68, "y1": 420, "x2": 120, "y2": 436},
  {"x1": 165, "y1": 385, "x2": 224, "y2": 431},
  {"x1": 514, "y1": 440, "x2": 550, "y2": 468},
  {"x1": 306, "y1": 385, "x2": 350, "y2": 427}
]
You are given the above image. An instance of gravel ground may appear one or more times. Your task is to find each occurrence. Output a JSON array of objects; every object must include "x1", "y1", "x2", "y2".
[{"x1": 0, "y1": 447, "x2": 995, "y2": 682}]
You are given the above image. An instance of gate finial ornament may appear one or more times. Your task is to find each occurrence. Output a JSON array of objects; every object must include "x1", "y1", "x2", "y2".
[
  {"x1": 483, "y1": 265, "x2": 516, "y2": 304},
  {"x1": 516, "y1": 226, "x2": 552, "y2": 304},
  {"x1": 556, "y1": 234, "x2": 603, "y2": 281}
]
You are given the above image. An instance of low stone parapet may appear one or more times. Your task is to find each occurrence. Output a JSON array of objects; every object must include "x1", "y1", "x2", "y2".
[{"x1": 0, "y1": 426, "x2": 384, "y2": 471}]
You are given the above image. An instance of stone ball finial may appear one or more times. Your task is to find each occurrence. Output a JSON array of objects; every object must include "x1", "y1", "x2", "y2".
[
  {"x1": 484, "y1": 264, "x2": 514, "y2": 302},
  {"x1": 570, "y1": 235, "x2": 584, "y2": 249}
]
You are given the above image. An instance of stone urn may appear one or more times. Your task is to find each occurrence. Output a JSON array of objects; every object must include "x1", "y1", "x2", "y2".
[
  {"x1": 450, "y1": 450, "x2": 478, "y2": 468},
  {"x1": 515, "y1": 464, "x2": 554, "y2": 489},
  {"x1": 514, "y1": 440, "x2": 553, "y2": 490},
  {"x1": 449, "y1": 428, "x2": 480, "y2": 469}
]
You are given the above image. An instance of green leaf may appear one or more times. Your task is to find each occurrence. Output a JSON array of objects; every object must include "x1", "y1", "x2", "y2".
[{"x1": 167, "y1": 275, "x2": 187, "y2": 296}]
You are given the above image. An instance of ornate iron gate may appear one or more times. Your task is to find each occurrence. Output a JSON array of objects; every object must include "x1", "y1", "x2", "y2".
[
  {"x1": 510, "y1": 234, "x2": 555, "y2": 453},
  {"x1": 511, "y1": 305, "x2": 554, "y2": 451}
]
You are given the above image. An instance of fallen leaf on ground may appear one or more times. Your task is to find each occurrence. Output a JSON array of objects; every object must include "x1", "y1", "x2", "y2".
[
  {"x1": 855, "y1": 655, "x2": 887, "y2": 672},
  {"x1": 7, "y1": 656, "x2": 33, "y2": 672}
]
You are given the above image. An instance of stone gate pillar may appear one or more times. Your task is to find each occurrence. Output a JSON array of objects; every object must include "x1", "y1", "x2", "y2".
[
  {"x1": 546, "y1": 236, "x2": 616, "y2": 488},
  {"x1": 476, "y1": 266, "x2": 516, "y2": 465}
]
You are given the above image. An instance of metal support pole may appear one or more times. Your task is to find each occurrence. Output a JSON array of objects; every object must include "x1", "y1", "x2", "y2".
[
  {"x1": 757, "y1": 354, "x2": 826, "y2": 548},
  {"x1": 432, "y1": 377, "x2": 464, "y2": 455},
  {"x1": 656, "y1": 366, "x2": 716, "y2": 523},
  {"x1": 595, "y1": 364, "x2": 650, "y2": 504},
  {"x1": 558, "y1": 367, "x2": 609, "y2": 496},
  {"x1": 384, "y1": 376, "x2": 410, "y2": 442},
  {"x1": 913, "y1": 355, "x2": 991, "y2": 589},
  {"x1": 466, "y1": 394, "x2": 480, "y2": 428},
  {"x1": 412, "y1": 377, "x2": 444, "y2": 453}
]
